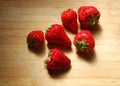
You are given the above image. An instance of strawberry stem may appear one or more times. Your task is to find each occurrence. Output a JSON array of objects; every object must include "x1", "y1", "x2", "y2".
[
  {"x1": 88, "y1": 14, "x2": 100, "y2": 26},
  {"x1": 76, "y1": 40, "x2": 87, "y2": 51}
]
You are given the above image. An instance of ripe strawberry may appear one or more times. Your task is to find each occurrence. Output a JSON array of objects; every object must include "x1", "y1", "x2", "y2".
[
  {"x1": 78, "y1": 6, "x2": 100, "y2": 29},
  {"x1": 61, "y1": 9, "x2": 78, "y2": 33},
  {"x1": 27, "y1": 30, "x2": 44, "y2": 50},
  {"x1": 45, "y1": 24, "x2": 71, "y2": 48},
  {"x1": 44, "y1": 48, "x2": 71, "y2": 70},
  {"x1": 74, "y1": 30, "x2": 95, "y2": 53}
]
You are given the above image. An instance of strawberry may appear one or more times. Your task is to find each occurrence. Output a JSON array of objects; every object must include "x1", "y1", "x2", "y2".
[
  {"x1": 78, "y1": 6, "x2": 100, "y2": 29},
  {"x1": 61, "y1": 9, "x2": 78, "y2": 33},
  {"x1": 74, "y1": 30, "x2": 95, "y2": 53},
  {"x1": 45, "y1": 24, "x2": 72, "y2": 48},
  {"x1": 44, "y1": 48, "x2": 71, "y2": 70},
  {"x1": 27, "y1": 30, "x2": 44, "y2": 50}
]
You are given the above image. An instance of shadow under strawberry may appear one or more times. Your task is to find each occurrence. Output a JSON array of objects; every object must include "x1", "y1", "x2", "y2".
[
  {"x1": 47, "y1": 67, "x2": 71, "y2": 79},
  {"x1": 77, "y1": 50, "x2": 96, "y2": 63},
  {"x1": 90, "y1": 24, "x2": 102, "y2": 36},
  {"x1": 81, "y1": 24, "x2": 102, "y2": 37},
  {"x1": 47, "y1": 43, "x2": 72, "y2": 53}
]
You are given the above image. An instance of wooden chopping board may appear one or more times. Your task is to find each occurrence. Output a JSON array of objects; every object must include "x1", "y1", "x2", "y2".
[{"x1": 0, "y1": 0, "x2": 120, "y2": 86}]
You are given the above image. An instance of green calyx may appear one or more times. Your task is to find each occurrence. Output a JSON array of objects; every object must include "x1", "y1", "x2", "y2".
[
  {"x1": 28, "y1": 38, "x2": 38, "y2": 48},
  {"x1": 88, "y1": 14, "x2": 100, "y2": 26},
  {"x1": 76, "y1": 40, "x2": 87, "y2": 51},
  {"x1": 45, "y1": 27, "x2": 51, "y2": 36},
  {"x1": 43, "y1": 50, "x2": 51, "y2": 64}
]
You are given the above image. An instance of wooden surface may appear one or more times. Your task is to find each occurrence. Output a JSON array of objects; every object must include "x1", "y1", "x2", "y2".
[{"x1": 0, "y1": 0, "x2": 120, "y2": 86}]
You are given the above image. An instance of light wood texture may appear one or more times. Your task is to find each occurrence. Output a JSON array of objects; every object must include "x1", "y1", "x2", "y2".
[{"x1": 0, "y1": 0, "x2": 120, "y2": 86}]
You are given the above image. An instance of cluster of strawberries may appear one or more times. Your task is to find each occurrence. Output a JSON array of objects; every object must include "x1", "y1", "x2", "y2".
[{"x1": 27, "y1": 6, "x2": 100, "y2": 71}]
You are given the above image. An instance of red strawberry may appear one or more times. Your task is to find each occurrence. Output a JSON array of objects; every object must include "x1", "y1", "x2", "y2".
[
  {"x1": 74, "y1": 30, "x2": 95, "y2": 53},
  {"x1": 27, "y1": 30, "x2": 44, "y2": 50},
  {"x1": 44, "y1": 48, "x2": 71, "y2": 70},
  {"x1": 45, "y1": 24, "x2": 71, "y2": 48},
  {"x1": 78, "y1": 6, "x2": 100, "y2": 29},
  {"x1": 61, "y1": 9, "x2": 78, "y2": 33}
]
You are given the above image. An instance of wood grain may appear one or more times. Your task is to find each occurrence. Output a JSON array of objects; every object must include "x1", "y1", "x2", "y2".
[{"x1": 0, "y1": 0, "x2": 120, "y2": 86}]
